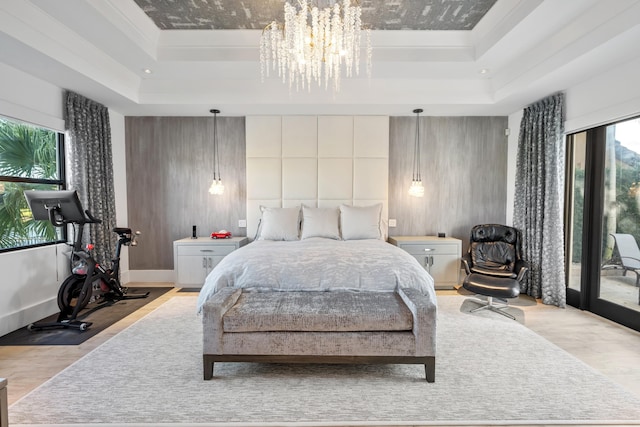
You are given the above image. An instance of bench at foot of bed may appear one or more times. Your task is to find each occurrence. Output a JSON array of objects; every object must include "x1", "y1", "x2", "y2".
[
  {"x1": 203, "y1": 354, "x2": 435, "y2": 382},
  {"x1": 201, "y1": 287, "x2": 437, "y2": 382}
]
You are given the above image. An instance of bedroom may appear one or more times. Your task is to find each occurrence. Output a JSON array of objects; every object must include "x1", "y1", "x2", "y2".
[{"x1": 1, "y1": 0, "x2": 640, "y2": 425}]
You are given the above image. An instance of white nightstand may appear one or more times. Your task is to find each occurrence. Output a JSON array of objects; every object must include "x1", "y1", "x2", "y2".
[
  {"x1": 173, "y1": 236, "x2": 248, "y2": 288},
  {"x1": 388, "y1": 236, "x2": 462, "y2": 289}
]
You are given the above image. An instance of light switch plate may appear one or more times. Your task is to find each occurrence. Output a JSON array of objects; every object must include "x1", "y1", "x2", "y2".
[
  {"x1": 238, "y1": 219, "x2": 247, "y2": 228},
  {"x1": 388, "y1": 219, "x2": 397, "y2": 227}
]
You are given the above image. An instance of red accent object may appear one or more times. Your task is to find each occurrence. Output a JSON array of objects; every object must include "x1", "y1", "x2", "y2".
[
  {"x1": 86, "y1": 243, "x2": 94, "y2": 250},
  {"x1": 211, "y1": 231, "x2": 232, "y2": 239}
]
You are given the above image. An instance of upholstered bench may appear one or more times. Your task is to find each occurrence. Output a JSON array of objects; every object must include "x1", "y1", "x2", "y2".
[
  {"x1": 202, "y1": 288, "x2": 436, "y2": 382},
  {"x1": 0, "y1": 378, "x2": 7, "y2": 427}
]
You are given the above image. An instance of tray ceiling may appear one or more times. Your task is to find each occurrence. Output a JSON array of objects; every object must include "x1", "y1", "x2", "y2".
[
  {"x1": 133, "y1": 0, "x2": 498, "y2": 31},
  {"x1": 0, "y1": 0, "x2": 638, "y2": 117}
]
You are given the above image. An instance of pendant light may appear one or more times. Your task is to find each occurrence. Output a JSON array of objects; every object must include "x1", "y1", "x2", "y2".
[
  {"x1": 408, "y1": 108, "x2": 424, "y2": 197},
  {"x1": 208, "y1": 109, "x2": 224, "y2": 195}
]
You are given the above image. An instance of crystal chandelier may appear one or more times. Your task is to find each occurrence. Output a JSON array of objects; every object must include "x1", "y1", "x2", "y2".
[
  {"x1": 260, "y1": 0, "x2": 372, "y2": 92},
  {"x1": 208, "y1": 109, "x2": 224, "y2": 195},
  {"x1": 409, "y1": 108, "x2": 425, "y2": 197}
]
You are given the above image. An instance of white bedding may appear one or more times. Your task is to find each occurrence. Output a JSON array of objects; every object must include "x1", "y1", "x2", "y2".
[{"x1": 196, "y1": 238, "x2": 436, "y2": 312}]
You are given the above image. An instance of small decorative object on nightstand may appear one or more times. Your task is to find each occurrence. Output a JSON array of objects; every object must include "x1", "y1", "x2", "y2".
[
  {"x1": 211, "y1": 230, "x2": 232, "y2": 239},
  {"x1": 389, "y1": 236, "x2": 462, "y2": 289},
  {"x1": 173, "y1": 236, "x2": 248, "y2": 288}
]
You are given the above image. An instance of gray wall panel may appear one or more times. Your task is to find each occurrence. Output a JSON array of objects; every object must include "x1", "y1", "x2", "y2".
[
  {"x1": 125, "y1": 115, "x2": 505, "y2": 269},
  {"x1": 125, "y1": 116, "x2": 246, "y2": 270},
  {"x1": 388, "y1": 116, "x2": 508, "y2": 254}
]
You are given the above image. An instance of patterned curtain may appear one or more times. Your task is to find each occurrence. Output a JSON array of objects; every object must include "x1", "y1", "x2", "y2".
[
  {"x1": 513, "y1": 92, "x2": 566, "y2": 307},
  {"x1": 64, "y1": 91, "x2": 116, "y2": 267}
]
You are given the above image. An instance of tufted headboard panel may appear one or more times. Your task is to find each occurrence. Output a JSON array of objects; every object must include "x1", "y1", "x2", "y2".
[{"x1": 245, "y1": 116, "x2": 389, "y2": 240}]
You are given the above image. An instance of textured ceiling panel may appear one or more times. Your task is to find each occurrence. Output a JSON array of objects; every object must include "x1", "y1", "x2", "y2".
[{"x1": 133, "y1": 0, "x2": 497, "y2": 31}]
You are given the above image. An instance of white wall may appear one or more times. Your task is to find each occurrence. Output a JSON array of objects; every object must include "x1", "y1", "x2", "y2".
[
  {"x1": 0, "y1": 63, "x2": 64, "y2": 130},
  {"x1": 506, "y1": 58, "x2": 640, "y2": 225},
  {"x1": 110, "y1": 110, "x2": 130, "y2": 283},
  {"x1": 564, "y1": 57, "x2": 640, "y2": 134},
  {"x1": 0, "y1": 63, "x2": 129, "y2": 336},
  {"x1": 0, "y1": 63, "x2": 67, "y2": 336}
]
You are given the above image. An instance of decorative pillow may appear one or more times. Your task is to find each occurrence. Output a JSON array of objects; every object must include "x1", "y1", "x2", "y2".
[
  {"x1": 300, "y1": 205, "x2": 340, "y2": 240},
  {"x1": 339, "y1": 203, "x2": 382, "y2": 240},
  {"x1": 257, "y1": 206, "x2": 300, "y2": 241}
]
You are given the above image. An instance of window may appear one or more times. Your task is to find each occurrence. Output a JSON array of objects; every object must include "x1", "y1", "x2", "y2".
[{"x1": 0, "y1": 116, "x2": 65, "y2": 251}]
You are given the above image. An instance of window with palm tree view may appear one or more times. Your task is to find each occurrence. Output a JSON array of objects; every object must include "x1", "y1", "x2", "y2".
[{"x1": 0, "y1": 116, "x2": 65, "y2": 251}]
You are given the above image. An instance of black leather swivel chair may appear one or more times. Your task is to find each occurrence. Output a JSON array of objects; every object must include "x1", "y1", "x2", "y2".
[{"x1": 461, "y1": 224, "x2": 529, "y2": 320}]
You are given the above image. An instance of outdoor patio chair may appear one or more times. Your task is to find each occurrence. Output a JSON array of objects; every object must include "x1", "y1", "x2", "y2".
[{"x1": 610, "y1": 233, "x2": 640, "y2": 286}]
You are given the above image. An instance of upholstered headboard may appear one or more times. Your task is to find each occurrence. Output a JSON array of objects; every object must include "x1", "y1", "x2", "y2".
[{"x1": 245, "y1": 116, "x2": 389, "y2": 240}]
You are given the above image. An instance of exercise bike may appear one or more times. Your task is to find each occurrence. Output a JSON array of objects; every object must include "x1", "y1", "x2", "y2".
[{"x1": 24, "y1": 190, "x2": 148, "y2": 332}]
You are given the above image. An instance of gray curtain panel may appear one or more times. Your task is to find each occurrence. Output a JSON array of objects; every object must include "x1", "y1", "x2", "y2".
[
  {"x1": 64, "y1": 91, "x2": 116, "y2": 267},
  {"x1": 513, "y1": 92, "x2": 566, "y2": 307}
]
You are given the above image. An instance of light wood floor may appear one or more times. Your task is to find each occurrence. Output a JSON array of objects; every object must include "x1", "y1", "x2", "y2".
[{"x1": 1, "y1": 284, "x2": 640, "y2": 420}]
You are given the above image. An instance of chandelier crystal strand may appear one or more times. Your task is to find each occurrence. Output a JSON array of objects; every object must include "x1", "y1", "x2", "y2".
[
  {"x1": 345, "y1": 2, "x2": 355, "y2": 80},
  {"x1": 332, "y1": 4, "x2": 343, "y2": 90},
  {"x1": 353, "y1": 9, "x2": 362, "y2": 76},
  {"x1": 344, "y1": 4, "x2": 354, "y2": 77},
  {"x1": 321, "y1": 7, "x2": 331, "y2": 89},
  {"x1": 271, "y1": 23, "x2": 279, "y2": 74},
  {"x1": 260, "y1": 0, "x2": 371, "y2": 92}
]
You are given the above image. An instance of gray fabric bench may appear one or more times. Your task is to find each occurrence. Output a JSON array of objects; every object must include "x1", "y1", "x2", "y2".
[{"x1": 202, "y1": 288, "x2": 436, "y2": 382}]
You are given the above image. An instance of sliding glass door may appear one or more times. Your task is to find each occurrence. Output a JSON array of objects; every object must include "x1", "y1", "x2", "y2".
[{"x1": 566, "y1": 117, "x2": 640, "y2": 332}]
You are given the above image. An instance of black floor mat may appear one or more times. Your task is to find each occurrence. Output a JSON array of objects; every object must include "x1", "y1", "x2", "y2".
[{"x1": 0, "y1": 287, "x2": 172, "y2": 346}]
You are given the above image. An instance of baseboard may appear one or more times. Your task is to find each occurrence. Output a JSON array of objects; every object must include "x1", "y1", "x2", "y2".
[
  {"x1": 0, "y1": 297, "x2": 58, "y2": 337},
  {"x1": 127, "y1": 269, "x2": 175, "y2": 285}
]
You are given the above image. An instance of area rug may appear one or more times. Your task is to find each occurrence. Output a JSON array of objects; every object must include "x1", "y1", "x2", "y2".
[
  {"x1": 0, "y1": 287, "x2": 172, "y2": 345},
  {"x1": 9, "y1": 295, "x2": 640, "y2": 426}
]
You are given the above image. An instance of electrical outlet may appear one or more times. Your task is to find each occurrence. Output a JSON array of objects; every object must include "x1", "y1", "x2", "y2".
[
  {"x1": 389, "y1": 219, "x2": 397, "y2": 227},
  {"x1": 238, "y1": 219, "x2": 247, "y2": 228}
]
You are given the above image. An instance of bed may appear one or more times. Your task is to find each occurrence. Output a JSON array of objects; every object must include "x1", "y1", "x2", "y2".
[{"x1": 197, "y1": 204, "x2": 438, "y2": 381}]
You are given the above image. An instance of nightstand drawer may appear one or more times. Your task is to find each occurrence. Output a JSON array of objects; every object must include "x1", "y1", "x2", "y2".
[
  {"x1": 398, "y1": 243, "x2": 459, "y2": 256},
  {"x1": 177, "y1": 245, "x2": 236, "y2": 256}
]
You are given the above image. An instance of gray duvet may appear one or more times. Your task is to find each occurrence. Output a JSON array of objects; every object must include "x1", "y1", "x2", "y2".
[{"x1": 196, "y1": 238, "x2": 436, "y2": 312}]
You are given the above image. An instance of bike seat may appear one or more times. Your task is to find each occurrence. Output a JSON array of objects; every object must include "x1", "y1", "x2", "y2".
[{"x1": 113, "y1": 227, "x2": 132, "y2": 235}]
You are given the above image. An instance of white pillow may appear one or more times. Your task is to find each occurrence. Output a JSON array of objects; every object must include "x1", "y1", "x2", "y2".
[
  {"x1": 301, "y1": 205, "x2": 340, "y2": 240},
  {"x1": 257, "y1": 206, "x2": 300, "y2": 241},
  {"x1": 340, "y1": 204, "x2": 382, "y2": 240}
]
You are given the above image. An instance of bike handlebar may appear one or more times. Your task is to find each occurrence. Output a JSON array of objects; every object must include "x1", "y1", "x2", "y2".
[{"x1": 84, "y1": 210, "x2": 102, "y2": 224}]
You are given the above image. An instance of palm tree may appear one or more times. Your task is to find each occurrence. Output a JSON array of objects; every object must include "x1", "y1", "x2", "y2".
[{"x1": 0, "y1": 118, "x2": 59, "y2": 249}]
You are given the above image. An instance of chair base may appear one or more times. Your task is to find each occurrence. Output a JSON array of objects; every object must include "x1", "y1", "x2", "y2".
[{"x1": 468, "y1": 296, "x2": 516, "y2": 320}]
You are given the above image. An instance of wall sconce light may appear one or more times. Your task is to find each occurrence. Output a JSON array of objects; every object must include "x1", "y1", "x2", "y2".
[
  {"x1": 208, "y1": 109, "x2": 224, "y2": 195},
  {"x1": 409, "y1": 108, "x2": 424, "y2": 197}
]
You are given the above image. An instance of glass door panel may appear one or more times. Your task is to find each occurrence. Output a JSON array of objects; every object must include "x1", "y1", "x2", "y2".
[
  {"x1": 599, "y1": 118, "x2": 640, "y2": 312},
  {"x1": 567, "y1": 132, "x2": 586, "y2": 294},
  {"x1": 566, "y1": 116, "x2": 640, "y2": 331}
]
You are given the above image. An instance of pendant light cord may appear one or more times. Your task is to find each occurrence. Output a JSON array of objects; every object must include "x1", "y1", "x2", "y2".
[{"x1": 413, "y1": 108, "x2": 423, "y2": 182}]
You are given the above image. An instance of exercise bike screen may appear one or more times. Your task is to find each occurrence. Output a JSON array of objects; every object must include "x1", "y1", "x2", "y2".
[{"x1": 24, "y1": 190, "x2": 87, "y2": 223}]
